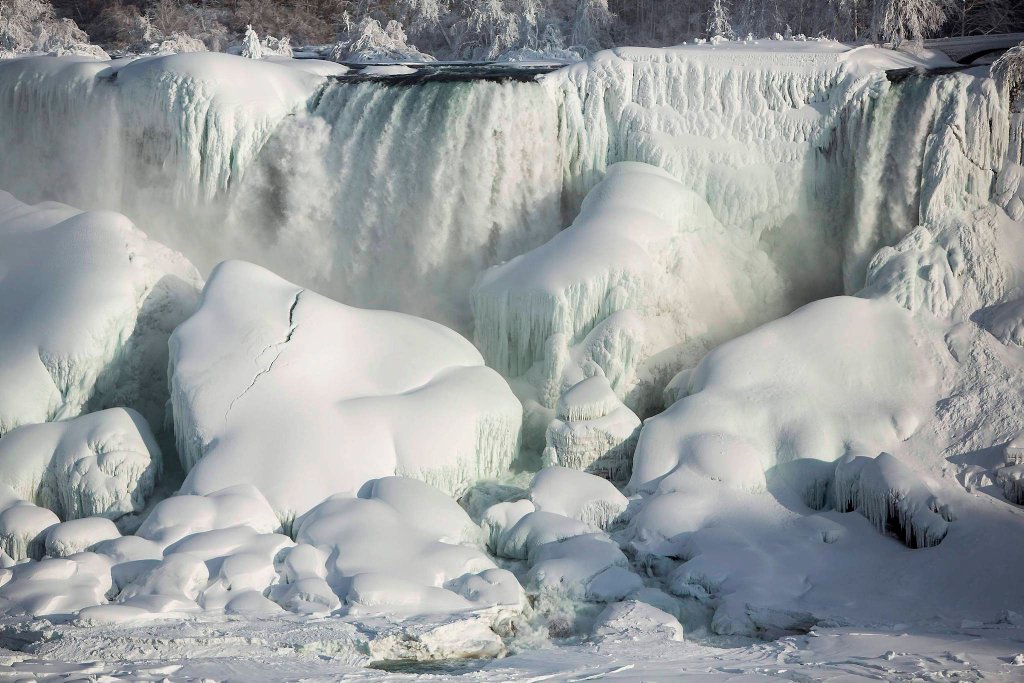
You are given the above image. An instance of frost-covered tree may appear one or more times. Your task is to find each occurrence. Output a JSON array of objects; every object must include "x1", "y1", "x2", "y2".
[
  {"x1": 569, "y1": 0, "x2": 613, "y2": 52},
  {"x1": 239, "y1": 23, "x2": 262, "y2": 57},
  {"x1": 330, "y1": 16, "x2": 434, "y2": 62},
  {"x1": 1, "y1": 0, "x2": 105, "y2": 57},
  {"x1": 871, "y1": 0, "x2": 945, "y2": 46},
  {"x1": 993, "y1": 42, "x2": 1024, "y2": 106},
  {"x1": 707, "y1": 0, "x2": 735, "y2": 38}
]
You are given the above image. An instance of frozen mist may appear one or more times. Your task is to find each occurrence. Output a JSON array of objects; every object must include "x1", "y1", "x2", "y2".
[{"x1": 0, "y1": 33, "x2": 1023, "y2": 682}]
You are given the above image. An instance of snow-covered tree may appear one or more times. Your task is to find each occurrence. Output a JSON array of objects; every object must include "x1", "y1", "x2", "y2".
[
  {"x1": 993, "y1": 42, "x2": 1024, "y2": 107},
  {"x1": 707, "y1": 0, "x2": 735, "y2": 38},
  {"x1": 240, "y1": 23, "x2": 262, "y2": 58},
  {"x1": 871, "y1": 0, "x2": 945, "y2": 46},
  {"x1": 1, "y1": 0, "x2": 105, "y2": 57}
]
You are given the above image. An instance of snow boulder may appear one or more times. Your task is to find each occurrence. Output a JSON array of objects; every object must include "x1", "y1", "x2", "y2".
[
  {"x1": 170, "y1": 260, "x2": 522, "y2": 520},
  {"x1": 136, "y1": 485, "x2": 280, "y2": 548},
  {"x1": 294, "y1": 487, "x2": 524, "y2": 616},
  {"x1": 591, "y1": 600, "x2": 684, "y2": 642},
  {"x1": 0, "y1": 408, "x2": 161, "y2": 521},
  {"x1": 529, "y1": 467, "x2": 629, "y2": 529},
  {"x1": 44, "y1": 518, "x2": 121, "y2": 558},
  {"x1": 0, "y1": 192, "x2": 201, "y2": 435},
  {"x1": 0, "y1": 501, "x2": 59, "y2": 561},
  {"x1": 628, "y1": 296, "x2": 945, "y2": 494},
  {"x1": 543, "y1": 376, "x2": 641, "y2": 481}
]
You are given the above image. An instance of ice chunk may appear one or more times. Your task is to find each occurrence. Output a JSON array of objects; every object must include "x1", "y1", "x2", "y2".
[
  {"x1": 492, "y1": 511, "x2": 596, "y2": 562},
  {"x1": 591, "y1": 600, "x2": 683, "y2": 642},
  {"x1": 45, "y1": 518, "x2": 120, "y2": 558},
  {"x1": 360, "y1": 477, "x2": 480, "y2": 545},
  {"x1": 170, "y1": 260, "x2": 522, "y2": 521},
  {"x1": 529, "y1": 467, "x2": 628, "y2": 529},
  {"x1": 543, "y1": 376, "x2": 641, "y2": 481},
  {"x1": 0, "y1": 192, "x2": 200, "y2": 435},
  {"x1": 117, "y1": 554, "x2": 208, "y2": 612},
  {"x1": 526, "y1": 533, "x2": 630, "y2": 598},
  {"x1": 0, "y1": 408, "x2": 161, "y2": 521}
]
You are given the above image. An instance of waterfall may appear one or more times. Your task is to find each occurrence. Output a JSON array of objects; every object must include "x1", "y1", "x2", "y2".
[{"x1": 0, "y1": 50, "x2": 1010, "y2": 340}]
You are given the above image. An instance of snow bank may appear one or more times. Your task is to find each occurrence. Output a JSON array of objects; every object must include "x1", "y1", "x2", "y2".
[
  {"x1": 0, "y1": 408, "x2": 160, "y2": 521},
  {"x1": 528, "y1": 466, "x2": 628, "y2": 529},
  {"x1": 0, "y1": 192, "x2": 200, "y2": 435},
  {"x1": 169, "y1": 261, "x2": 521, "y2": 521},
  {"x1": 136, "y1": 485, "x2": 280, "y2": 548}
]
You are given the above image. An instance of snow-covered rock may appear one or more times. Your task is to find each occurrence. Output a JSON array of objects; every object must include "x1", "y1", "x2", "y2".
[
  {"x1": 45, "y1": 518, "x2": 121, "y2": 558},
  {"x1": 529, "y1": 467, "x2": 628, "y2": 529},
  {"x1": 294, "y1": 488, "x2": 524, "y2": 616},
  {"x1": 0, "y1": 192, "x2": 200, "y2": 435},
  {"x1": 0, "y1": 501, "x2": 59, "y2": 561},
  {"x1": 628, "y1": 296, "x2": 944, "y2": 494},
  {"x1": 591, "y1": 600, "x2": 684, "y2": 642},
  {"x1": 170, "y1": 260, "x2": 522, "y2": 521},
  {"x1": 473, "y1": 162, "x2": 787, "y2": 420},
  {"x1": 0, "y1": 408, "x2": 161, "y2": 521},
  {"x1": 135, "y1": 485, "x2": 280, "y2": 548},
  {"x1": 543, "y1": 376, "x2": 640, "y2": 481}
]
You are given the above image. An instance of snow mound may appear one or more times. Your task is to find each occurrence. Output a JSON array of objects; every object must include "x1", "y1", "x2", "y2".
[
  {"x1": 170, "y1": 260, "x2": 522, "y2": 521},
  {"x1": 0, "y1": 192, "x2": 201, "y2": 435},
  {"x1": 591, "y1": 600, "x2": 683, "y2": 642},
  {"x1": 44, "y1": 518, "x2": 121, "y2": 558},
  {"x1": 544, "y1": 375, "x2": 640, "y2": 481},
  {"x1": 529, "y1": 466, "x2": 628, "y2": 529},
  {"x1": 0, "y1": 408, "x2": 161, "y2": 521},
  {"x1": 628, "y1": 296, "x2": 945, "y2": 494},
  {"x1": 135, "y1": 485, "x2": 280, "y2": 548},
  {"x1": 0, "y1": 553, "x2": 112, "y2": 617},
  {"x1": 0, "y1": 501, "x2": 59, "y2": 561},
  {"x1": 473, "y1": 162, "x2": 787, "y2": 420},
  {"x1": 294, "y1": 482, "x2": 524, "y2": 616}
]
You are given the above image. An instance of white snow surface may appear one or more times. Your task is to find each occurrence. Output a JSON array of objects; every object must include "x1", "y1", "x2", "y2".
[
  {"x1": 170, "y1": 260, "x2": 523, "y2": 521},
  {"x1": 0, "y1": 191, "x2": 200, "y2": 435}
]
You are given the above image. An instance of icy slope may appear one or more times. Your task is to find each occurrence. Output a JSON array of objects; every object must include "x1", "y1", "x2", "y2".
[
  {"x1": 169, "y1": 260, "x2": 523, "y2": 522},
  {"x1": 0, "y1": 191, "x2": 200, "y2": 435}
]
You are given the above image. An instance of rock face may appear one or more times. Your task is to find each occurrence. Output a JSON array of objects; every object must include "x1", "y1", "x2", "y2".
[
  {"x1": 0, "y1": 408, "x2": 162, "y2": 522},
  {"x1": 169, "y1": 260, "x2": 523, "y2": 521},
  {"x1": 0, "y1": 191, "x2": 201, "y2": 436}
]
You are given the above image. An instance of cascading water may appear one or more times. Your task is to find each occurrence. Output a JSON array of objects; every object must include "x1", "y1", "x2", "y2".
[{"x1": 0, "y1": 49, "x2": 1010, "y2": 341}]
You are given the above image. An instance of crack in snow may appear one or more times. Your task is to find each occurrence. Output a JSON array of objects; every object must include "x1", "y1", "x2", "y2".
[{"x1": 223, "y1": 289, "x2": 303, "y2": 424}]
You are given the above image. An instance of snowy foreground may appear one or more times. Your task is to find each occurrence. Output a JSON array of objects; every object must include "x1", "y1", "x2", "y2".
[{"x1": 1, "y1": 39, "x2": 1024, "y2": 680}]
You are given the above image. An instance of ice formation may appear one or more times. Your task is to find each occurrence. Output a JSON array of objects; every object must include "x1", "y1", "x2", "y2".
[
  {"x1": 528, "y1": 466, "x2": 628, "y2": 529},
  {"x1": 627, "y1": 296, "x2": 945, "y2": 494},
  {"x1": 0, "y1": 408, "x2": 161, "y2": 522},
  {"x1": 834, "y1": 453, "x2": 952, "y2": 548},
  {"x1": 169, "y1": 260, "x2": 523, "y2": 521},
  {"x1": 0, "y1": 191, "x2": 200, "y2": 435},
  {"x1": 542, "y1": 375, "x2": 641, "y2": 480}
]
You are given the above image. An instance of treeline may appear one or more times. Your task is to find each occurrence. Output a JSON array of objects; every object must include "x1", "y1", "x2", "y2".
[{"x1": 43, "y1": 0, "x2": 1024, "y2": 59}]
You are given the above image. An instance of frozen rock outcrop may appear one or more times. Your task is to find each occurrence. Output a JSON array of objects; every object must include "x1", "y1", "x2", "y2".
[
  {"x1": 528, "y1": 467, "x2": 628, "y2": 530},
  {"x1": 0, "y1": 408, "x2": 161, "y2": 521},
  {"x1": 0, "y1": 192, "x2": 201, "y2": 435},
  {"x1": 170, "y1": 260, "x2": 522, "y2": 521}
]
